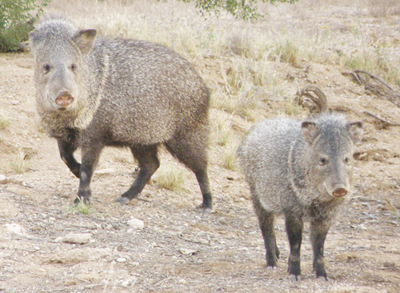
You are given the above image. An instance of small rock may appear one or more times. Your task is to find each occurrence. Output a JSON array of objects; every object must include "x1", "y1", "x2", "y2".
[
  {"x1": 179, "y1": 248, "x2": 197, "y2": 255},
  {"x1": 127, "y1": 218, "x2": 144, "y2": 230},
  {"x1": 5, "y1": 223, "x2": 26, "y2": 236},
  {"x1": 117, "y1": 257, "x2": 126, "y2": 263},
  {"x1": 57, "y1": 233, "x2": 91, "y2": 244},
  {"x1": 95, "y1": 168, "x2": 116, "y2": 175},
  {"x1": 23, "y1": 182, "x2": 35, "y2": 188},
  {"x1": 121, "y1": 279, "x2": 132, "y2": 286}
]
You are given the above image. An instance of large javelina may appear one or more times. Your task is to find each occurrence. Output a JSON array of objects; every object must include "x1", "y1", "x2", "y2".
[
  {"x1": 237, "y1": 88, "x2": 362, "y2": 280},
  {"x1": 29, "y1": 16, "x2": 212, "y2": 213}
]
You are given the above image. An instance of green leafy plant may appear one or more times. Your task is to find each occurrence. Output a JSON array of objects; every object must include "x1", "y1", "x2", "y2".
[
  {"x1": 181, "y1": 0, "x2": 299, "y2": 20},
  {"x1": 0, "y1": 0, "x2": 51, "y2": 52}
]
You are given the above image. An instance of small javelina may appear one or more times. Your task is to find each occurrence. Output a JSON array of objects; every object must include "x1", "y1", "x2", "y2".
[
  {"x1": 29, "y1": 16, "x2": 212, "y2": 213},
  {"x1": 237, "y1": 112, "x2": 362, "y2": 280}
]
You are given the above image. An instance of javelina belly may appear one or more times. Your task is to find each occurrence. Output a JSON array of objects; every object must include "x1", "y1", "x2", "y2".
[
  {"x1": 237, "y1": 113, "x2": 362, "y2": 280},
  {"x1": 29, "y1": 16, "x2": 212, "y2": 212}
]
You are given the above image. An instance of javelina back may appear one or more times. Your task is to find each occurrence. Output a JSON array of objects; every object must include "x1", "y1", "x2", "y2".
[
  {"x1": 237, "y1": 113, "x2": 362, "y2": 280},
  {"x1": 29, "y1": 16, "x2": 212, "y2": 212}
]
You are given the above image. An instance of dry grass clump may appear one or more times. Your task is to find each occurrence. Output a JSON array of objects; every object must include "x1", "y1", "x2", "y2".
[
  {"x1": 221, "y1": 144, "x2": 238, "y2": 171},
  {"x1": 269, "y1": 39, "x2": 299, "y2": 65},
  {"x1": 156, "y1": 168, "x2": 186, "y2": 192},
  {"x1": 211, "y1": 112, "x2": 233, "y2": 147},
  {"x1": 10, "y1": 150, "x2": 28, "y2": 174}
]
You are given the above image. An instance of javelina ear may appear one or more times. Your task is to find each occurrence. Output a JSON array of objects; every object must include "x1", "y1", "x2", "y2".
[
  {"x1": 73, "y1": 29, "x2": 97, "y2": 55},
  {"x1": 346, "y1": 121, "x2": 363, "y2": 143},
  {"x1": 301, "y1": 121, "x2": 320, "y2": 144}
]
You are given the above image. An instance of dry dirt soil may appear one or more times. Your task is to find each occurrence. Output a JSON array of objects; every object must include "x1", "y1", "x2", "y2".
[{"x1": 0, "y1": 3, "x2": 400, "y2": 293}]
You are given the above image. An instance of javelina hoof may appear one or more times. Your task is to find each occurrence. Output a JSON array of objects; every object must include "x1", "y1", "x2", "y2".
[
  {"x1": 116, "y1": 196, "x2": 130, "y2": 205},
  {"x1": 74, "y1": 197, "x2": 90, "y2": 205},
  {"x1": 314, "y1": 264, "x2": 328, "y2": 280},
  {"x1": 267, "y1": 266, "x2": 277, "y2": 271},
  {"x1": 196, "y1": 203, "x2": 212, "y2": 217},
  {"x1": 289, "y1": 274, "x2": 300, "y2": 282},
  {"x1": 201, "y1": 208, "x2": 212, "y2": 218}
]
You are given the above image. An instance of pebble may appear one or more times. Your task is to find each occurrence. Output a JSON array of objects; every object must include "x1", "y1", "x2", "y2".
[
  {"x1": 95, "y1": 168, "x2": 116, "y2": 175},
  {"x1": 56, "y1": 233, "x2": 91, "y2": 244},
  {"x1": 117, "y1": 257, "x2": 127, "y2": 263},
  {"x1": 127, "y1": 218, "x2": 144, "y2": 230},
  {"x1": 5, "y1": 223, "x2": 26, "y2": 236},
  {"x1": 179, "y1": 248, "x2": 197, "y2": 255}
]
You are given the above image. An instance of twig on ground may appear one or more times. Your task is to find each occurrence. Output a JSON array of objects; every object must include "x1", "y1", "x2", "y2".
[
  {"x1": 345, "y1": 70, "x2": 400, "y2": 107},
  {"x1": 363, "y1": 111, "x2": 400, "y2": 127}
]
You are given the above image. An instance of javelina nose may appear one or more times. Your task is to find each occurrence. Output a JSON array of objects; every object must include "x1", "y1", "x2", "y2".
[
  {"x1": 332, "y1": 187, "x2": 348, "y2": 198},
  {"x1": 55, "y1": 91, "x2": 74, "y2": 108}
]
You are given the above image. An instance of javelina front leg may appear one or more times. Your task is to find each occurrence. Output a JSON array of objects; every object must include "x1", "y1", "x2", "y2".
[
  {"x1": 75, "y1": 144, "x2": 103, "y2": 205},
  {"x1": 116, "y1": 145, "x2": 160, "y2": 205},
  {"x1": 285, "y1": 213, "x2": 304, "y2": 281},
  {"x1": 57, "y1": 138, "x2": 81, "y2": 178},
  {"x1": 194, "y1": 169, "x2": 212, "y2": 213},
  {"x1": 310, "y1": 220, "x2": 330, "y2": 280},
  {"x1": 253, "y1": 197, "x2": 279, "y2": 268}
]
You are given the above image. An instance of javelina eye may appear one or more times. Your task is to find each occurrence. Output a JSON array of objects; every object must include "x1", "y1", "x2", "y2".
[
  {"x1": 344, "y1": 157, "x2": 350, "y2": 164},
  {"x1": 319, "y1": 157, "x2": 328, "y2": 166},
  {"x1": 71, "y1": 63, "x2": 77, "y2": 72},
  {"x1": 43, "y1": 64, "x2": 50, "y2": 73}
]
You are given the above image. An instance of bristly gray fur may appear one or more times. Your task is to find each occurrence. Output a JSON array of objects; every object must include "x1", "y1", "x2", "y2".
[
  {"x1": 29, "y1": 16, "x2": 213, "y2": 211},
  {"x1": 237, "y1": 112, "x2": 362, "y2": 280}
]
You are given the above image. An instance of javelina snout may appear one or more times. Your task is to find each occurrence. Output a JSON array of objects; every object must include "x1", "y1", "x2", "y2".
[
  {"x1": 55, "y1": 91, "x2": 74, "y2": 109},
  {"x1": 332, "y1": 187, "x2": 347, "y2": 197},
  {"x1": 237, "y1": 113, "x2": 363, "y2": 281}
]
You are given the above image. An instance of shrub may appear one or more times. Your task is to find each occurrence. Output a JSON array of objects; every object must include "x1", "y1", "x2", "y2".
[{"x1": 0, "y1": 0, "x2": 50, "y2": 52}]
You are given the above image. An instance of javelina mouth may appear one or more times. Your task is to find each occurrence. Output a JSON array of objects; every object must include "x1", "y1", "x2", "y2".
[
  {"x1": 332, "y1": 188, "x2": 348, "y2": 198},
  {"x1": 55, "y1": 94, "x2": 74, "y2": 108}
]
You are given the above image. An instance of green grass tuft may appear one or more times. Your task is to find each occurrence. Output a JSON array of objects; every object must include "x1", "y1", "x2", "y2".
[{"x1": 67, "y1": 200, "x2": 93, "y2": 215}]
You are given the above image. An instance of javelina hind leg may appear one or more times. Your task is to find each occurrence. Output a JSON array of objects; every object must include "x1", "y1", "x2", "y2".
[
  {"x1": 252, "y1": 195, "x2": 279, "y2": 268},
  {"x1": 57, "y1": 137, "x2": 81, "y2": 178},
  {"x1": 116, "y1": 145, "x2": 160, "y2": 205},
  {"x1": 310, "y1": 220, "x2": 329, "y2": 280},
  {"x1": 165, "y1": 134, "x2": 212, "y2": 213},
  {"x1": 76, "y1": 143, "x2": 104, "y2": 204},
  {"x1": 285, "y1": 213, "x2": 303, "y2": 281}
]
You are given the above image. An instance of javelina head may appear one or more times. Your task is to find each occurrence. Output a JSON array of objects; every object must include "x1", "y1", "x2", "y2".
[
  {"x1": 29, "y1": 18, "x2": 96, "y2": 115},
  {"x1": 301, "y1": 114, "x2": 362, "y2": 200}
]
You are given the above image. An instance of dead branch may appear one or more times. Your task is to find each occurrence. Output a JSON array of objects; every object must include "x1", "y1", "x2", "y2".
[
  {"x1": 296, "y1": 85, "x2": 329, "y2": 114},
  {"x1": 349, "y1": 70, "x2": 400, "y2": 107},
  {"x1": 363, "y1": 111, "x2": 400, "y2": 127}
]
